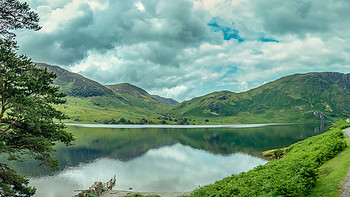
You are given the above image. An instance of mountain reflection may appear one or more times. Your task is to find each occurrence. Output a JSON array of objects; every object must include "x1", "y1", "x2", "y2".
[
  {"x1": 31, "y1": 144, "x2": 267, "y2": 197},
  {"x1": 1, "y1": 122, "x2": 331, "y2": 196},
  {"x1": 53, "y1": 122, "x2": 330, "y2": 168}
]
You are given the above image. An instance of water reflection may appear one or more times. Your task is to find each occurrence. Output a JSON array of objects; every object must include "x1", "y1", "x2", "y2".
[
  {"x1": 0, "y1": 122, "x2": 331, "y2": 197},
  {"x1": 31, "y1": 144, "x2": 267, "y2": 197},
  {"x1": 49, "y1": 122, "x2": 330, "y2": 170}
]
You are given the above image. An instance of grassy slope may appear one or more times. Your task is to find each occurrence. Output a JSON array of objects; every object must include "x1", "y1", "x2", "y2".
[
  {"x1": 55, "y1": 97, "x2": 174, "y2": 124},
  {"x1": 170, "y1": 72, "x2": 350, "y2": 124},
  {"x1": 37, "y1": 63, "x2": 115, "y2": 97},
  {"x1": 43, "y1": 64, "x2": 350, "y2": 125},
  {"x1": 309, "y1": 119, "x2": 350, "y2": 197},
  {"x1": 180, "y1": 118, "x2": 349, "y2": 197},
  {"x1": 123, "y1": 119, "x2": 350, "y2": 197},
  {"x1": 37, "y1": 63, "x2": 180, "y2": 124}
]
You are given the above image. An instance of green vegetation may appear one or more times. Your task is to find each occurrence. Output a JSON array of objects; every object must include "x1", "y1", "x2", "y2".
[
  {"x1": 170, "y1": 72, "x2": 350, "y2": 124},
  {"x1": 38, "y1": 63, "x2": 350, "y2": 125},
  {"x1": 309, "y1": 119, "x2": 350, "y2": 197},
  {"x1": 54, "y1": 97, "x2": 175, "y2": 124},
  {"x1": 182, "y1": 119, "x2": 347, "y2": 196},
  {"x1": 0, "y1": 45, "x2": 74, "y2": 196},
  {"x1": 0, "y1": 1, "x2": 74, "y2": 196},
  {"x1": 36, "y1": 63, "x2": 115, "y2": 97},
  {"x1": 309, "y1": 137, "x2": 350, "y2": 196}
]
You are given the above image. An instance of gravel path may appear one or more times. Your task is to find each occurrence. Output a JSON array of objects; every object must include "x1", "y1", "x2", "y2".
[{"x1": 340, "y1": 128, "x2": 350, "y2": 197}]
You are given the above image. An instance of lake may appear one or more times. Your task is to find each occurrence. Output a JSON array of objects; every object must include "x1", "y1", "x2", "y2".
[{"x1": 7, "y1": 122, "x2": 331, "y2": 197}]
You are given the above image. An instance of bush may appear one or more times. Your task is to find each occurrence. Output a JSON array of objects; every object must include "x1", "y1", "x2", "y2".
[{"x1": 186, "y1": 121, "x2": 347, "y2": 197}]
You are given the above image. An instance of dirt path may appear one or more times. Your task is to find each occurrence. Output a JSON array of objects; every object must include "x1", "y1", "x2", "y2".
[{"x1": 340, "y1": 127, "x2": 350, "y2": 197}]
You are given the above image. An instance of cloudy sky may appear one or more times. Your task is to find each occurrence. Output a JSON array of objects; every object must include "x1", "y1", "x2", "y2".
[{"x1": 16, "y1": 0, "x2": 350, "y2": 101}]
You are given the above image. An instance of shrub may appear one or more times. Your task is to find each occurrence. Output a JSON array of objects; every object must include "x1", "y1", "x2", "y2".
[{"x1": 185, "y1": 121, "x2": 347, "y2": 197}]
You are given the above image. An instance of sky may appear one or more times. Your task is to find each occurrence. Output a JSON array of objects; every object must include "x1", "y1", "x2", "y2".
[{"x1": 15, "y1": 0, "x2": 350, "y2": 101}]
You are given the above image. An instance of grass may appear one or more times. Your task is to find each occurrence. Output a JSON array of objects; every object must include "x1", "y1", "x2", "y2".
[
  {"x1": 184, "y1": 125, "x2": 347, "y2": 196},
  {"x1": 117, "y1": 119, "x2": 350, "y2": 197},
  {"x1": 309, "y1": 128, "x2": 350, "y2": 196},
  {"x1": 54, "y1": 97, "x2": 177, "y2": 124}
]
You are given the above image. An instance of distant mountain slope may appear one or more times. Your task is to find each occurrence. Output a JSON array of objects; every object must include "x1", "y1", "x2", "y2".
[
  {"x1": 151, "y1": 95, "x2": 179, "y2": 106},
  {"x1": 106, "y1": 83, "x2": 179, "y2": 106},
  {"x1": 106, "y1": 83, "x2": 150, "y2": 98},
  {"x1": 36, "y1": 63, "x2": 176, "y2": 124},
  {"x1": 171, "y1": 72, "x2": 350, "y2": 123},
  {"x1": 37, "y1": 63, "x2": 350, "y2": 124},
  {"x1": 36, "y1": 63, "x2": 114, "y2": 97}
]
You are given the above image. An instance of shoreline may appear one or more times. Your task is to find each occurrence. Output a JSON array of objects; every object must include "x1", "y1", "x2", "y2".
[
  {"x1": 101, "y1": 190, "x2": 191, "y2": 197},
  {"x1": 64, "y1": 121, "x2": 329, "y2": 129}
]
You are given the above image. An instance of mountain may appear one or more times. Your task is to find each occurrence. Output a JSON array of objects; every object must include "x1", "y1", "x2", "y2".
[
  {"x1": 151, "y1": 95, "x2": 179, "y2": 106},
  {"x1": 36, "y1": 63, "x2": 176, "y2": 124},
  {"x1": 106, "y1": 83, "x2": 179, "y2": 106},
  {"x1": 37, "y1": 63, "x2": 350, "y2": 124},
  {"x1": 36, "y1": 63, "x2": 115, "y2": 97},
  {"x1": 170, "y1": 72, "x2": 350, "y2": 123},
  {"x1": 106, "y1": 83, "x2": 149, "y2": 97}
]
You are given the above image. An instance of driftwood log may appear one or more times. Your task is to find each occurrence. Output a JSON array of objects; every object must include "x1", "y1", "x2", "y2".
[{"x1": 75, "y1": 175, "x2": 116, "y2": 197}]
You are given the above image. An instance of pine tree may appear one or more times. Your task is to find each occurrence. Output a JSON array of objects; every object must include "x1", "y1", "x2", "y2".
[{"x1": 0, "y1": 1, "x2": 74, "y2": 196}]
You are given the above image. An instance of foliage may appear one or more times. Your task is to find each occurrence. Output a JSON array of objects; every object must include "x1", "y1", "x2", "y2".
[
  {"x1": 0, "y1": 163, "x2": 35, "y2": 196},
  {"x1": 330, "y1": 118, "x2": 350, "y2": 130},
  {"x1": 42, "y1": 62, "x2": 350, "y2": 125},
  {"x1": 184, "y1": 120, "x2": 347, "y2": 197},
  {"x1": 171, "y1": 72, "x2": 350, "y2": 124},
  {"x1": 0, "y1": 44, "x2": 74, "y2": 195},
  {"x1": 309, "y1": 136, "x2": 350, "y2": 197},
  {"x1": 0, "y1": 0, "x2": 40, "y2": 45}
]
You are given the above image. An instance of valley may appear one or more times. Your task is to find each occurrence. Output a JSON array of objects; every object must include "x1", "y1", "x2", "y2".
[{"x1": 39, "y1": 63, "x2": 350, "y2": 124}]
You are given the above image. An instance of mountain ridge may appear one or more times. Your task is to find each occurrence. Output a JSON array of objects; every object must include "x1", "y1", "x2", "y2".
[
  {"x1": 37, "y1": 63, "x2": 178, "y2": 106},
  {"x1": 170, "y1": 71, "x2": 350, "y2": 123},
  {"x1": 37, "y1": 63, "x2": 350, "y2": 124}
]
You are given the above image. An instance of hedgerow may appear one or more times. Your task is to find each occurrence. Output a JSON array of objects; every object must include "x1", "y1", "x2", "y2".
[{"x1": 185, "y1": 122, "x2": 348, "y2": 197}]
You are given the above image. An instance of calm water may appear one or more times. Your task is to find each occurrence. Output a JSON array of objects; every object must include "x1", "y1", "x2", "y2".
[{"x1": 7, "y1": 122, "x2": 330, "y2": 197}]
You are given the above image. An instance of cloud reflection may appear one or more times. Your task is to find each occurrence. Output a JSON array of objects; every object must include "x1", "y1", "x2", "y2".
[{"x1": 31, "y1": 144, "x2": 267, "y2": 197}]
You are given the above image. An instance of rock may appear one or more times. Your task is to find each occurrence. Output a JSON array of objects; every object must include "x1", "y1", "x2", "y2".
[{"x1": 313, "y1": 110, "x2": 325, "y2": 120}]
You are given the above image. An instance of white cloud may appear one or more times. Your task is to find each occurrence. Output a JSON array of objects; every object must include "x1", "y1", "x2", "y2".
[
  {"x1": 15, "y1": 0, "x2": 350, "y2": 101},
  {"x1": 134, "y1": 2, "x2": 145, "y2": 12}
]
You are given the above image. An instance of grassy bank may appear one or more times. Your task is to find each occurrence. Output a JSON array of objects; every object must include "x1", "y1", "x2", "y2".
[
  {"x1": 309, "y1": 119, "x2": 350, "y2": 196},
  {"x1": 122, "y1": 119, "x2": 350, "y2": 197},
  {"x1": 182, "y1": 119, "x2": 349, "y2": 196}
]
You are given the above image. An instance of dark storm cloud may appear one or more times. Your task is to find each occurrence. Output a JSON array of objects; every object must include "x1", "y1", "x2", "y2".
[
  {"x1": 14, "y1": 0, "x2": 350, "y2": 101},
  {"x1": 16, "y1": 0, "x2": 216, "y2": 66},
  {"x1": 253, "y1": 0, "x2": 350, "y2": 36}
]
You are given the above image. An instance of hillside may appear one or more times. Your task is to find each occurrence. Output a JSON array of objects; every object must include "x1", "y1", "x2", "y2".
[
  {"x1": 36, "y1": 63, "x2": 175, "y2": 124},
  {"x1": 151, "y1": 95, "x2": 179, "y2": 106},
  {"x1": 37, "y1": 63, "x2": 350, "y2": 124},
  {"x1": 170, "y1": 72, "x2": 350, "y2": 123},
  {"x1": 36, "y1": 63, "x2": 115, "y2": 97},
  {"x1": 106, "y1": 83, "x2": 179, "y2": 106}
]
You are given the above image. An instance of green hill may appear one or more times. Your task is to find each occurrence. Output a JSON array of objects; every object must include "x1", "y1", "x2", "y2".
[
  {"x1": 36, "y1": 63, "x2": 175, "y2": 124},
  {"x1": 36, "y1": 63, "x2": 115, "y2": 97},
  {"x1": 37, "y1": 63, "x2": 350, "y2": 124},
  {"x1": 170, "y1": 72, "x2": 350, "y2": 124},
  {"x1": 151, "y1": 95, "x2": 179, "y2": 106}
]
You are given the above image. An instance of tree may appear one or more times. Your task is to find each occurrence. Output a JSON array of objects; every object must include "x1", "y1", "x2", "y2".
[
  {"x1": 0, "y1": 0, "x2": 41, "y2": 44},
  {"x1": 0, "y1": 0, "x2": 74, "y2": 196},
  {"x1": 0, "y1": 41, "x2": 74, "y2": 196}
]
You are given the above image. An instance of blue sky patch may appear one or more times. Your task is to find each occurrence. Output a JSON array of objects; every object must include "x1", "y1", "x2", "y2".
[
  {"x1": 258, "y1": 33, "x2": 279, "y2": 43},
  {"x1": 208, "y1": 17, "x2": 244, "y2": 42}
]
